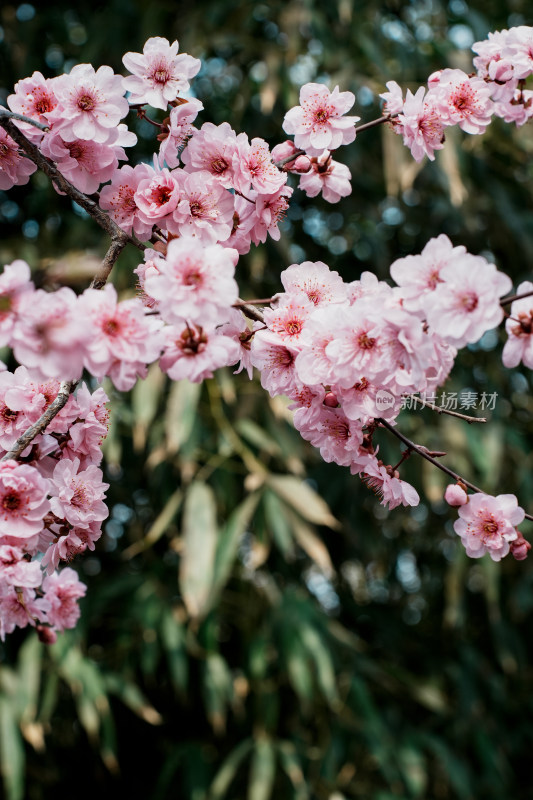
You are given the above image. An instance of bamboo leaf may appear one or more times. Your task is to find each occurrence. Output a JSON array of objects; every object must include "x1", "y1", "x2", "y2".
[
  {"x1": 210, "y1": 491, "x2": 261, "y2": 604},
  {"x1": 248, "y1": 736, "x2": 276, "y2": 800},
  {"x1": 0, "y1": 696, "x2": 25, "y2": 800},
  {"x1": 267, "y1": 475, "x2": 340, "y2": 530},
  {"x1": 209, "y1": 738, "x2": 253, "y2": 800},
  {"x1": 165, "y1": 379, "x2": 201, "y2": 454},
  {"x1": 180, "y1": 482, "x2": 218, "y2": 619},
  {"x1": 123, "y1": 489, "x2": 182, "y2": 558}
]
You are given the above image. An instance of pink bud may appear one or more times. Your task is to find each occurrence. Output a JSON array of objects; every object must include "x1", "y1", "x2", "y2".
[
  {"x1": 36, "y1": 625, "x2": 58, "y2": 645},
  {"x1": 510, "y1": 535, "x2": 531, "y2": 561},
  {"x1": 444, "y1": 483, "x2": 468, "y2": 507},
  {"x1": 292, "y1": 155, "x2": 311, "y2": 173},
  {"x1": 324, "y1": 391, "x2": 339, "y2": 408}
]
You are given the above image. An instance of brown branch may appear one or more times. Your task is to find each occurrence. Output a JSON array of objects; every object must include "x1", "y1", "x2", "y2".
[
  {"x1": 501, "y1": 289, "x2": 533, "y2": 306},
  {"x1": 236, "y1": 301, "x2": 265, "y2": 324},
  {"x1": 0, "y1": 108, "x2": 49, "y2": 132},
  {"x1": 1, "y1": 381, "x2": 78, "y2": 462},
  {"x1": 405, "y1": 394, "x2": 487, "y2": 423},
  {"x1": 0, "y1": 117, "x2": 143, "y2": 250},
  {"x1": 90, "y1": 236, "x2": 131, "y2": 290},
  {"x1": 376, "y1": 416, "x2": 533, "y2": 522}
]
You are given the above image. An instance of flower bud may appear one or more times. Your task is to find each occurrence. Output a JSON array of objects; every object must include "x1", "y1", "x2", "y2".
[{"x1": 444, "y1": 483, "x2": 468, "y2": 507}]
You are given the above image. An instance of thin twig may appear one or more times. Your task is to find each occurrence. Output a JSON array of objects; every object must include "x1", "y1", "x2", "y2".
[
  {"x1": 405, "y1": 394, "x2": 487, "y2": 423},
  {"x1": 237, "y1": 302, "x2": 265, "y2": 324},
  {"x1": 0, "y1": 108, "x2": 49, "y2": 132},
  {"x1": 501, "y1": 289, "x2": 533, "y2": 306},
  {"x1": 1, "y1": 381, "x2": 78, "y2": 461},
  {"x1": 90, "y1": 236, "x2": 131, "y2": 290},
  {"x1": 376, "y1": 416, "x2": 533, "y2": 522}
]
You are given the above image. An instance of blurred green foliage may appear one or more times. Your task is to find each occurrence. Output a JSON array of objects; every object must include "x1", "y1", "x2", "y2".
[{"x1": 1, "y1": 0, "x2": 533, "y2": 798}]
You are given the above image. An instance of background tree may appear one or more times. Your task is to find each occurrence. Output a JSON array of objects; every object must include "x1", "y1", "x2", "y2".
[{"x1": 1, "y1": 1, "x2": 533, "y2": 798}]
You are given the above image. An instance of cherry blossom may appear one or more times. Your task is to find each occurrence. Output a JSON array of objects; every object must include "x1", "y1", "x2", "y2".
[
  {"x1": 453, "y1": 493, "x2": 524, "y2": 561},
  {"x1": 0, "y1": 461, "x2": 50, "y2": 541},
  {"x1": 283, "y1": 83, "x2": 360, "y2": 156},
  {"x1": 502, "y1": 281, "x2": 533, "y2": 369},
  {"x1": 122, "y1": 37, "x2": 201, "y2": 110}
]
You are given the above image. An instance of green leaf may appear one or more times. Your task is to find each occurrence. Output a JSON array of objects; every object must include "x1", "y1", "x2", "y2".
[
  {"x1": 131, "y1": 362, "x2": 165, "y2": 451},
  {"x1": 209, "y1": 738, "x2": 253, "y2": 800},
  {"x1": 123, "y1": 488, "x2": 182, "y2": 558},
  {"x1": 180, "y1": 481, "x2": 218, "y2": 619},
  {"x1": 210, "y1": 491, "x2": 261, "y2": 604},
  {"x1": 248, "y1": 736, "x2": 276, "y2": 800},
  {"x1": 0, "y1": 696, "x2": 25, "y2": 800},
  {"x1": 298, "y1": 623, "x2": 339, "y2": 707},
  {"x1": 165, "y1": 379, "x2": 202, "y2": 454},
  {"x1": 262, "y1": 489, "x2": 295, "y2": 558},
  {"x1": 267, "y1": 475, "x2": 340, "y2": 530},
  {"x1": 104, "y1": 674, "x2": 163, "y2": 725},
  {"x1": 277, "y1": 741, "x2": 309, "y2": 800}
]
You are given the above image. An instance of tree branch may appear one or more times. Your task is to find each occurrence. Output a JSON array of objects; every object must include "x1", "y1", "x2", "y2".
[
  {"x1": 0, "y1": 108, "x2": 50, "y2": 131},
  {"x1": 1, "y1": 381, "x2": 78, "y2": 461},
  {"x1": 405, "y1": 394, "x2": 487, "y2": 423},
  {"x1": 376, "y1": 416, "x2": 533, "y2": 522}
]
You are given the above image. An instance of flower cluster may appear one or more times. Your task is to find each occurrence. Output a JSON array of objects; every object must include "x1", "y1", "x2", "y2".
[
  {"x1": 0, "y1": 26, "x2": 531, "y2": 642},
  {"x1": 380, "y1": 26, "x2": 533, "y2": 162}
]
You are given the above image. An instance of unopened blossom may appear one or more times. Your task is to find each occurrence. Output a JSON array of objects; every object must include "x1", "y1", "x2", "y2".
[
  {"x1": 453, "y1": 492, "x2": 524, "y2": 561},
  {"x1": 298, "y1": 151, "x2": 352, "y2": 203},
  {"x1": 502, "y1": 281, "x2": 533, "y2": 369},
  {"x1": 49, "y1": 64, "x2": 129, "y2": 143},
  {"x1": 0, "y1": 460, "x2": 50, "y2": 541},
  {"x1": 283, "y1": 83, "x2": 360, "y2": 156},
  {"x1": 0, "y1": 125, "x2": 37, "y2": 190},
  {"x1": 41, "y1": 568, "x2": 86, "y2": 631},
  {"x1": 122, "y1": 37, "x2": 201, "y2": 110},
  {"x1": 444, "y1": 483, "x2": 468, "y2": 507}
]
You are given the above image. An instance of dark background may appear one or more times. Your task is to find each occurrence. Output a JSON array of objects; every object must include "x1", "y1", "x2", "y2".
[{"x1": 1, "y1": 1, "x2": 533, "y2": 798}]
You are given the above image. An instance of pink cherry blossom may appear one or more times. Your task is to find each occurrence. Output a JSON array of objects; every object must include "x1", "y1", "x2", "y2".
[
  {"x1": 429, "y1": 69, "x2": 494, "y2": 134},
  {"x1": 169, "y1": 170, "x2": 235, "y2": 242},
  {"x1": 10, "y1": 287, "x2": 89, "y2": 381},
  {"x1": 397, "y1": 86, "x2": 445, "y2": 162},
  {"x1": 49, "y1": 64, "x2": 129, "y2": 143},
  {"x1": 281, "y1": 261, "x2": 347, "y2": 307},
  {"x1": 159, "y1": 97, "x2": 203, "y2": 167},
  {"x1": 41, "y1": 568, "x2": 86, "y2": 631},
  {"x1": 143, "y1": 237, "x2": 239, "y2": 326},
  {"x1": 79, "y1": 284, "x2": 164, "y2": 391},
  {"x1": 357, "y1": 457, "x2": 420, "y2": 510},
  {"x1": 422, "y1": 253, "x2": 512, "y2": 348},
  {"x1": 39, "y1": 130, "x2": 123, "y2": 194},
  {"x1": 0, "y1": 124, "x2": 37, "y2": 190},
  {"x1": 232, "y1": 136, "x2": 287, "y2": 195},
  {"x1": 122, "y1": 37, "x2": 201, "y2": 110},
  {"x1": 0, "y1": 460, "x2": 50, "y2": 541},
  {"x1": 453, "y1": 492, "x2": 524, "y2": 561},
  {"x1": 134, "y1": 166, "x2": 181, "y2": 224},
  {"x1": 250, "y1": 186, "x2": 293, "y2": 244},
  {"x1": 502, "y1": 281, "x2": 533, "y2": 369},
  {"x1": 283, "y1": 83, "x2": 360, "y2": 156},
  {"x1": 159, "y1": 323, "x2": 240, "y2": 382},
  {"x1": 49, "y1": 458, "x2": 108, "y2": 528},
  {"x1": 298, "y1": 150, "x2": 352, "y2": 203},
  {"x1": 99, "y1": 163, "x2": 154, "y2": 238},
  {"x1": 0, "y1": 259, "x2": 34, "y2": 346},
  {"x1": 250, "y1": 330, "x2": 301, "y2": 397},
  {"x1": 7, "y1": 71, "x2": 59, "y2": 141},
  {"x1": 181, "y1": 122, "x2": 239, "y2": 188}
]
